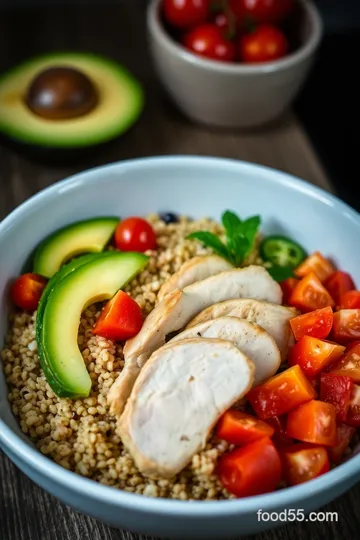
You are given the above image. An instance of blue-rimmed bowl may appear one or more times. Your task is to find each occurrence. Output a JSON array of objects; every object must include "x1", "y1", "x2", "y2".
[{"x1": 1, "y1": 156, "x2": 359, "y2": 539}]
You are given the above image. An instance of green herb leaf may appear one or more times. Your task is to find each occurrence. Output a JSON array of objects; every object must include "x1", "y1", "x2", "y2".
[
  {"x1": 267, "y1": 265, "x2": 295, "y2": 282},
  {"x1": 228, "y1": 232, "x2": 250, "y2": 266},
  {"x1": 242, "y1": 215, "x2": 261, "y2": 257},
  {"x1": 186, "y1": 232, "x2": 231, "y2": 263}
]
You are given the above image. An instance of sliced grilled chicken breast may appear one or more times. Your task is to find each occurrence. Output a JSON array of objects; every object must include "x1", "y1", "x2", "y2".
[
  {"x1": 108, "y1": 266, "x2": 282, "y2": 415},
  {"x1": 168, "y1": 317, "x2": 281, "y2": 385},
  {"x1": 157, "y1": 255, "x2": 233, "y2": 302},
  {"x1": 187, "y1": 299, "x2": 298, "y2": 360},
  {"x1": 118, "y1": 338, "x2": 255, "y2": 478}
]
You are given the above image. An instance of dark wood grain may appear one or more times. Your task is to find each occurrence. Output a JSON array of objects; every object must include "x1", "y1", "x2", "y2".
[{"x1": 0, "y1": 3, "x2": 357, "y2": 540}]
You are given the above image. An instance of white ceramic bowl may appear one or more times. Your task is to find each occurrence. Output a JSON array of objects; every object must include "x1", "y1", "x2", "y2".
[
  {"x1": 1, "y1": 156, "x2": 360, "y2": 539},
  {"x1": 147, "y1": 0, "x2": 323, "y2": 128}
]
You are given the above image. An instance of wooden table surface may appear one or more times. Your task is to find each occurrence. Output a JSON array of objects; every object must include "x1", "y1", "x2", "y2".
[{"x1": 1, "y1": 3, "x2": 359, "y2": 540}]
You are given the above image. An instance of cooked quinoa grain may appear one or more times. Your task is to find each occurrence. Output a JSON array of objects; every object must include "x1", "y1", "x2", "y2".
[{"x1": 1, "y1": 215, "x2": 262, "y2": 500}]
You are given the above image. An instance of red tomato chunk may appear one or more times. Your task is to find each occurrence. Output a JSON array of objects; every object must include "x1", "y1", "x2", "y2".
[
  {"x1": 281, "y1": 443, "x2": 330, "y2": 486},
  {"x1": 217, "y1": 437, "x2": 282, "y2": 497},
  {"x1": 294, "y1": 252, "x2": 335, "y2": 283},
  {"x1": 216, "y1": 410, "x2": 274, "y2": 446},
  {"x1": 341, "y1": 291, "x2": 360, "y2": 309},
  {"x1": 286, "y1": 400, "x2": 337, "y2": 447},
  {"x1": 290, "y1": 273, "x2": 335, "y2": 312},
  {"x1": 330, "y1": 342, "x2": 360, "y2": 383},
  {"x1": 280, "y1": 277, "x2": 299, "y2": 305},
  {"x1": 346, "y1": 383, "x2": 360, "y2": 427},
  {"x1": 11, "y1": 273, "x2": 47, "y2": 311},
  {"x1": 329, "y1": 423, "x2": 356, "y2": 464},
  {"x1": 320, "y1": 373, "x2": 353, "y2": 421},
  {"x1": 247, "y1": 365, "x2": 316, "y2": 419},
  {"x1": 332, "y1": 310, "x2": 360, "y2": 343},
  {"x1": 325, "y1": 271, "x2": 355, "y2": 306},
  {"x1": 92, "y1": 290, "x2": 143, "y2": 341},
  {"x1": 290, "y1": 307, "x2": 333, "y2": 341},
  {"x1": 288, "y1": 336, "x2": 345, "y2": 378}
]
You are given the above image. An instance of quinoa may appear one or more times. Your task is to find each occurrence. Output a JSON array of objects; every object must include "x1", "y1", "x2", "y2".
[{"x1": 1, "y1": 214, "x2": 262, "y2": 501}]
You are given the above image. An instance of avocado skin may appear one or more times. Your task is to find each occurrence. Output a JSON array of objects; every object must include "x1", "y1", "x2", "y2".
[
  {"x1": 33, "y1": 217, "x2": 120, "y2": 278},
  {"x1": 36, "y1": 253, "x2": 105, "y2": 398},
  {"x1": 37, "y1": 251, "x2": 148, "y2": 398}
]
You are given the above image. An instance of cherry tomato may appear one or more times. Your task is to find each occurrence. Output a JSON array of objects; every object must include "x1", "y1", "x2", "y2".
[
  {"x1": 332, "y1": 309, "x2": 360, "y2": 344},
  {"x1": 239, "y1": 25, "x2": 288, "y2": 64},
  {"x1": 183, "y1": 24, "x2": 236, "y2": 62},
  {"x1": 92, "y1": 290, "x2": 143, "y2": 341},
  {"x1": 280, "y1": 277, "x2": 299, "y2": 305},
  {"x1": 295, "y1": 251, "x2": 336, "y2": 283},
  {"x1": 217, "y1": 437, "x2": 282, "y2": 497},
  {"x1": 247, "y1": 365, "x2": 316, "y2": 420},
  {"x1": 329, "y1": 342, "x2": 360, "y2": 382},
  {"x1": 325, "y1": 271, "x2": 355, "y2": 306},
  {"x1": 289, "y1": 272, "x2": 335, "y2": 312},
  {"x1": 230, "y1": 0, "x2": 294, "y2": 25},
  {"x1": 320, "y1": 373, "x2": 353, "y2": 421},
  {"x1": 11, "y1": 273, "x2": 47, "y2": 311},
  {"x1": 329, "y1": 423, "x2": 356, "y2": 464},
  {"x1": 114, "y1": 217, "x2": 157, "y2": 253},
  {"x1": 163, "y1": 0, "x2": 210, "y2": 29},
  {"x1": 216, "y1": 410, "x2": 274, "y2": 445},
  {"x1": 340, "y1": 290, "x2": 360, "y2": 309},
  {"x1": 290, "y1": 306, "x2": 333, "y2": 341},
  {"x1": 281, "y1": 443, "x2": 330, "y2": 486},
  {"x1": 288, "y1": 337, "x2": 345, "y2": 379},
  {"x1": 286, "y1": 400, "x2": 337, "y2": 447}
]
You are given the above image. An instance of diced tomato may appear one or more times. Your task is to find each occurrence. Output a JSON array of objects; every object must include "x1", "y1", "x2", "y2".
[
  {"x1": 340, "y1": 290, "x2": 360, "y2": 309},
  {"x1": 280, "y1": 277, "x2": 299, "y2": 305},
  {"x1": 289, "y1": 273, "x2": 335, "y2": 313},
  {"x1": 92, "y1": 290, "x2": 143, "y2": 341},
  {"x1": 329, "y1": 342, "x2": 360, "y2": 383},
  {"x1": 286, "y1": 400, "x2": 337, "y2": 446},
  {"x1": 332, "y1": 310, "x2": 360, "y2": 343},
  {"x1": 294, "y1": 252, "x2": 336, "y2": 283},
  {"x1": 290, "y1": 307, "x2": 333, "y2": 341},
  {"x1": 319, "y1": 373, "x2": 353, "y2": 421},
  {"x1": 345, "y1": 383, "x2": 360, "y2": 427},
  {"x1": 325, "y1": 271, "x2": 355, "y2": 306},
  {"x1": 217, "y1": 437, "x2": 282, "y2": 497},
  {"x1": 281, "y1": 443, "x2": 330, "y2": 486},
  {"x1": 267, "y1": 415, "x2": 294, "y2": 446},
  {"x1": 11, "y1": 273, "x2": 47, "y2": 312},
  {"x1": 329, "y1": 423, "x2": 356, "y2": 464},
  {"x1": 288, "y1": 336, "x2": 345, "y2": 378},
  {"x1": 247, "y1": 365, "x2": 316, "y2": 420},
  {"x1": 216, "y1": 410, "x2": 274, "y2": 445}
]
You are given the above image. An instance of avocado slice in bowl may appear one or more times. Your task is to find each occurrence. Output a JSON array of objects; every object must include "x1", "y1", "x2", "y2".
[
  {"x1": 33, "y1": 217, "x2": 120, "y2": 278},
  {"x1": 0, "y1": 52, "x2": 144, "y2": 149},
  {"x1": 37, "y1": 251, "x2": 148, "y2": 398}
]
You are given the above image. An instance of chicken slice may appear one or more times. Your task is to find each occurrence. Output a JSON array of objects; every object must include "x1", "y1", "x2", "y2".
[
  {"x1": 108, "y1": 265, "x2": 282, "y2": 415},
  {"x1": 157, "y1": 255, "x2": 233, "y2": 302},
  {"x1": 118, "y1": 338, "x2": 255, "y2": 479},
  {"x1": 168, "y1": 317, "x2": 281, "y2": 385},
  {"x1": 187, "y1": 299, "x2": 298, "y2": 361}
]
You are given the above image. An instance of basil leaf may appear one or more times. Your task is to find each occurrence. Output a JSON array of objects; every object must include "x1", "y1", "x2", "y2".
[
  {"x1": 186, "y1": 232, "x2": 231, "y2": 263},
  {"x1": 228, "y1": 232, "x2": 250, "y2": 266},
  {"x1": 267, "y1": 264, "x2": 295, "y2": 282},
  {"x1": 242, "y1": 215, "x2": 261, "y2": 257}
]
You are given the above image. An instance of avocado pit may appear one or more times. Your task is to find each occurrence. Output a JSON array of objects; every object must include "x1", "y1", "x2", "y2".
[{"x1": 25, "y1": 66, "x2": 98, "y2": 120}]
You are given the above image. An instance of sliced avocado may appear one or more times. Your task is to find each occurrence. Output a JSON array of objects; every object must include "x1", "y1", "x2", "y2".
[
  {"x1": 33, "y1": 217, "x2": 119, "y2": 278},
  {"x1": 38, "y1": 251, "x2": 148, "y2": 398},
  {"x1": 0, "y1": 52, "x2": 144, "y2": 148}
]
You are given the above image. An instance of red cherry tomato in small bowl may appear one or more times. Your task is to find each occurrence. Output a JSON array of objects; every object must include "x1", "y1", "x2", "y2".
[
  {"x1": 230, "y1": 0, "x2": 294, "y2": 25},
  {"x1": 183, "y1": 24, "x2": 236, "y2": 62},
  {"x1": 11, "y1": 273, "x2": 47, "y2": 311},
  {"x1": 163, "y1": 0, "x2": 210, "y2": 30},
  {"x1": 115, "y1": 217, "x2": 157, "y2": 253},
  {"x1": 239, "y1": 25, "x2": 288, "y2": 63}
]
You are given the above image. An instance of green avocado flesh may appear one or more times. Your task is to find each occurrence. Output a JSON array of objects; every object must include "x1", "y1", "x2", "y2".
[
  {"x1": 33, "y1": 217, "x2": 120, "y2": 278},
  {"x1": 38, "y1": 251, "x2": 148, "y2": 398},
  {"x1": 0, "y1": 52, "x2": 144, "y2": 148}
]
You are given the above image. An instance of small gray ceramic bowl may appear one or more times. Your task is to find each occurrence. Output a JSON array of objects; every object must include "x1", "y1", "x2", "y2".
[
  {"x1": 147, "y1": 0, "x2": 322, "y2": 128},
  {"x1": 1, "y1": 156, "x2": 360, "y2": 539}
]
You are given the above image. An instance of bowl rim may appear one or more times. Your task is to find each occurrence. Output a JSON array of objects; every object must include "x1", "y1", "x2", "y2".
[
  {"x1": 147, "y1": 0, "x2": 323, "y2": 74},
  {"x1": 1, "y1": 155, "x2": 360, "y2": 517}
]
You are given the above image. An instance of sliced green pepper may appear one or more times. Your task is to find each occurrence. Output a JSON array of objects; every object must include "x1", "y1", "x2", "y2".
[{"x1": 260, "y1": 235, "x2": 307, "y2": 269}]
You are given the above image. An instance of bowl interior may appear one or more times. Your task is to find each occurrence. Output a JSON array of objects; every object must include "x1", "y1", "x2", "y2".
[{"x1": 1, "y1": 156, "x2": 360, "y2": 503}]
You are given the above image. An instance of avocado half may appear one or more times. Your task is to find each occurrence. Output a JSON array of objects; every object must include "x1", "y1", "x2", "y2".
[
  {"x1": 37, "y1": 251, "x2": 148, "y2": 398},
  {"x1": 0, "y1": 52, "x2": 144, "y2": 148}
]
